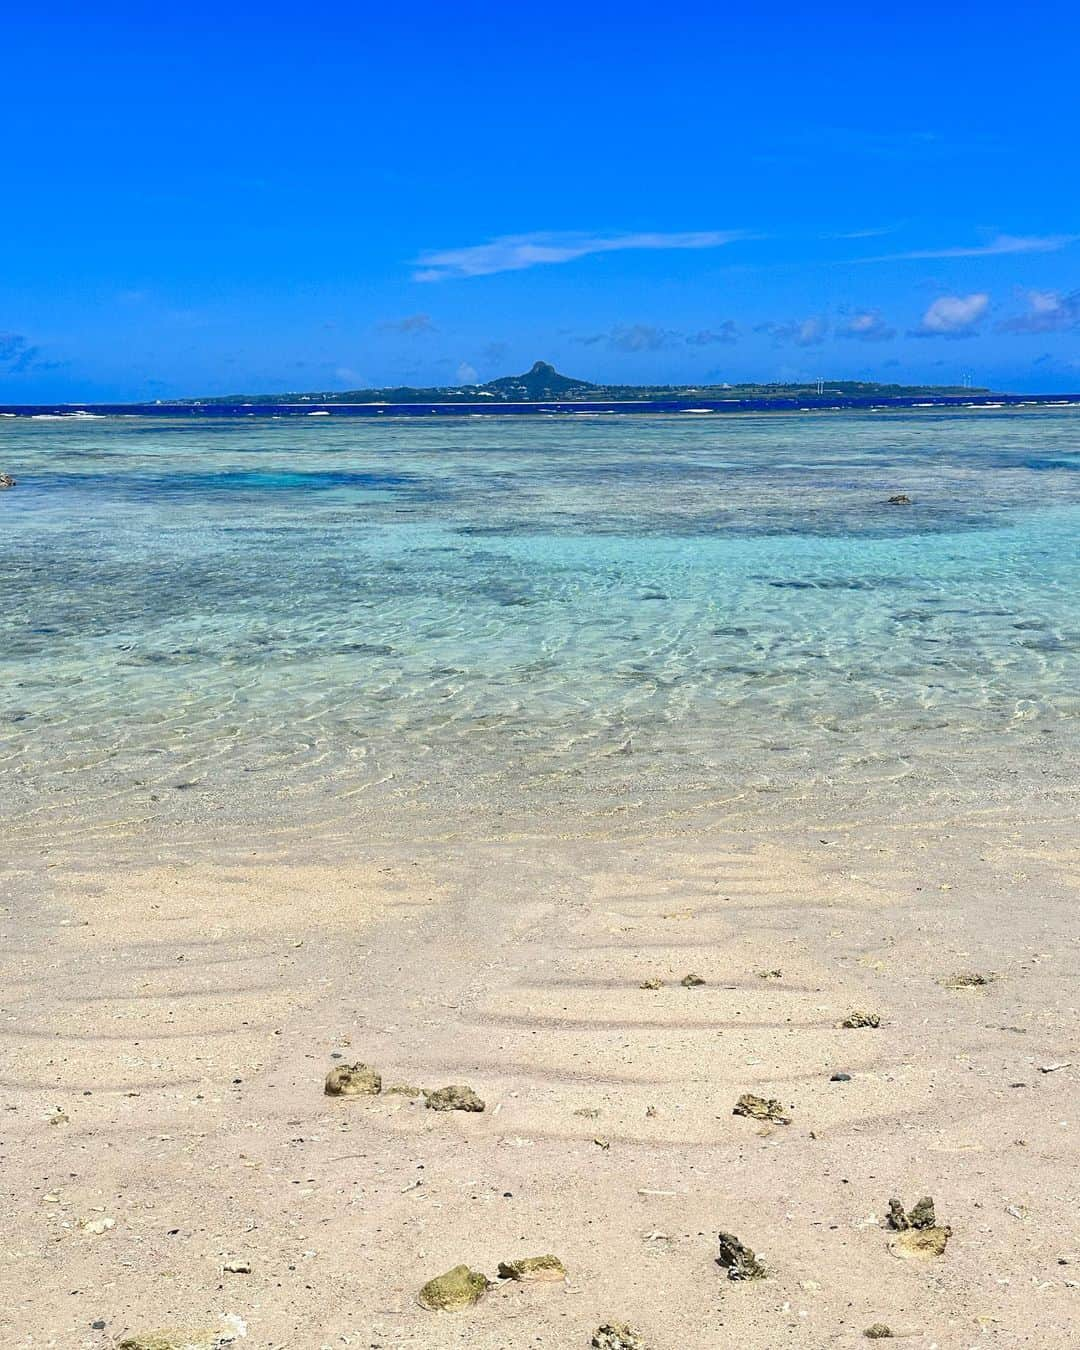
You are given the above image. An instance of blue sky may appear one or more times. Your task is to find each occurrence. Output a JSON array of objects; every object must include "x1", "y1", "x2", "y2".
[{"x1": 3, "y1": 1, "x2": 1079, "y2": 398}]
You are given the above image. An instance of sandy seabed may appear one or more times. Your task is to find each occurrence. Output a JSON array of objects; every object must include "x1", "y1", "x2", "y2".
[{"x1": 2, "y1": 790, "x2": 1078, "y2": 1350}]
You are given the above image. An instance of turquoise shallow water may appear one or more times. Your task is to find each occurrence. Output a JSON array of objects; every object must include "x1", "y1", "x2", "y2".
[{"x1": 2, "y1": 409, "x2": 1079, "y2": 841}]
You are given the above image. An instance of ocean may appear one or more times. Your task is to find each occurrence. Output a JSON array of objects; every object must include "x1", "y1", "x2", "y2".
[{"x1": 3, "y1": 407, "x2": 1079, "y2": 846}]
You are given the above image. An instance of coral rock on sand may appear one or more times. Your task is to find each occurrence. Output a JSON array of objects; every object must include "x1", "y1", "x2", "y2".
[
  {"x1": 864, "y1": 1325, "x2": 894, "y2": 1339},
  {"x1": 681, "y1": 973, "x2": 705, "y2": 987},
  {"x1": 383, "y1": 1083, "x2": 424, "y2": 1096},
  {"x1": 733, "y1": 1092, "x2": 791, "y2": 1124},
  {"x1": 886, "y1": 1196, "x2": 951, "y2": 1259},
  {"x1": 890, "y1": 1226, "x2": 951, "y2": 1259},
  {"x1": 886, "y1": 1196, "x2": 936, "y2": 1231},
  {"x1": 424, "y1": 1084, "x2": 485, "y2": 1112},
  {"x1": 842, "y1": 1010, "x2": 881, "y2": 1028},
  {"x1": 497, "y1": 1254, "x2": 567, "y2": 1282},
  {"x1": 640, "y1": 977, "x2": 664, "y2": 990},
  {"x1": 942, "y1": 972, "x2": 993, "y2": 989},
  {"x1": 118, "y1": 1330, "x2": 236, "y2": 1350},
  {"x1": 716, "y1": 1231, "x2": 767, "y2": 1280},
  {"x1": 418, "y1": 1264, "x2": 490, "y2": 1310},
  {"x1": 591, "y1": 1323, "x2": 649, "y2": 1350},
  {"x1": 324, "y1": 1062, "x2": 381, "y2": 1096}
]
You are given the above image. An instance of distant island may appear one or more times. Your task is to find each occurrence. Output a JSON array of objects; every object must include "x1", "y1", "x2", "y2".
[{"x1": 186, "y1": 360, "x2": 990, "y2": 405}]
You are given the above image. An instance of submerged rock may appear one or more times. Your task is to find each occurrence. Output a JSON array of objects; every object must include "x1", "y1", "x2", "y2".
[
  {"x1": 733, "y1": 1092, "x2": 791, "y2": 1124},
  {"x1": 716, "y1": 1231, "x2": 766, "y2": 1280},
  {"x1": 0, "y1": 474, "x2": 15, "y2": 490},
  {"x1": 681, "y1": 973, "x2": 706, "y2": 987},
  {"x1": 591, "y1": 1322, "x2": 649, "y2": 1350},
  {"x1": 418, "y1": 1264, "x2": 490, "y2": 1310},
  {"x1": 497, "y1": 1254, "x2": 566, "y2": 1282},
  {"x1": 842, "y1": 1010, "x2": 881, "y2": 1029},
  {"x1": 324, "y1": 1062, "x2": 381, "y2": 1096},
  {"x1": 424, "y1": 1084, "x2": 485, "y2": 1112},
  {"x1": 864, "y1": 1325, "x2": 894, "y2": 1339},
  {"x1": 886, "y1": 494, "x2": 912, "y2": 505}
]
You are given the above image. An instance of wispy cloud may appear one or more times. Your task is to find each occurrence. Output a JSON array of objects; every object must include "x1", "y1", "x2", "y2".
[
  {"x1": 998, "y1": 289, "x2": 1080, "y2": 334},
  {"x1": 838, "y1": 310, "x2": 896, "y2": 342},
  {"x1": 580, "y1": 323, "x2": 679, "y2": 352},
  {"x1": 378, "y1": 312, "x2": 436, "y2": 335},
  {"x1": 862, "y1": 232, "x2": 1079, "y2": 263},
  {"x1": 414, "y1": 229, "x2": 749, "y2": 281},
  {"x1": 579, "y1": 320, "x2": 740, "y2": 351},
  {"x1": 456, "y1": 361, "x2": 479, "y2": 384},
  {"x1": 911, "y1": 292, "x2": 990, "y2": 338},
  {"x1": 0, "y1": 331, "x2": 44, "y2": 374},
  {"x1": 756, "y1": 316, "x2": 828, "y2": 347},
  {"x1": 686, "y1": 322, "x2": 738, "y2": 346}
]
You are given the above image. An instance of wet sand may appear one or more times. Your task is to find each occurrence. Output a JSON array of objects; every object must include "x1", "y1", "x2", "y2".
[{"x1": 2, "y1": 800, "x2": 1077, "y2": 1349}]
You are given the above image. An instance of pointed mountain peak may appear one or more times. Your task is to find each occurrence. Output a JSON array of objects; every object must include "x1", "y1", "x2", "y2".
[{"x1": 481, "y1": 361, "x2": 596, "y2": 398}]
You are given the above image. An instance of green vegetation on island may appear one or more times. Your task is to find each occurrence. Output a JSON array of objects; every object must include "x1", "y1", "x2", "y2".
[{"x1": 188, "y1": 360, "x2": 990, "y2": 405}]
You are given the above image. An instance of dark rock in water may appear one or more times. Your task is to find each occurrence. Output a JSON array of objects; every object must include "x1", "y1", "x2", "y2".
[
  {"x1": 886, "y1": 494, "x2": 912, "y2": 505},
  {"x1": 324, "y1": 1062, "x2": 381, "y2": 1096},
  {"x1": 864, "y1": 1325, "x2": 894, "y2": 1339},
  {"x1": 497, "y1": 1254, "x2": 566, "y2": 1282},
  {"x1": 830, "y1": 1072, "x2": 852, "y2": 1082},
  {"x1": 681, "y1": 972, "x2": 706, "y2": 987},
  {"x1": 417, "y1": 1264, "x2": 490, "y2": 1310},
  {"x1": 716, "y1": 1231, "x2": 766, "y2": 1280},
  {"x1": 424, "y1": 1084, "x2": 485, "y2": 1112},
  {"x1": 0, "y1": 473, "x2": 15, "y2": 490},
  {"x1": 842, "y1": 1010, "x2": 880, "y2": 1028},
  {"x1": 591, "y1": 1323, "x2": 649, "y2": 1350},
  {"x1": 733, "y1": 1092, "x2": 791, "y2": 1124}
]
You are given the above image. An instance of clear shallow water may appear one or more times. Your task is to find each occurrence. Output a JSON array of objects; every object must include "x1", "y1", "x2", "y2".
[{"x1": 2, "y1": 409, "x2": 1079, "y2": 842}]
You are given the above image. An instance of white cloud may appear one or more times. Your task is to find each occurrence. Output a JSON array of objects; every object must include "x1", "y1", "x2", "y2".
[
  {"x1": 838, "y1": 310, "x2": 896, "y2": 341},
  {"x1": 999, "y1": 289, "x2": 1080, "y2": 334},
  {"x1": 863, "y1": 232, "x2": 1079, "y2": 263},
  {"x1": 456, "y1": 361, "x2": 479, "y2": 384},
  {"x1": 414, "y1": 229, "x2": 748, "y2": 281},
  {"x1": 912, "y1": 292, "x2": 990, "y2": 337}
]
